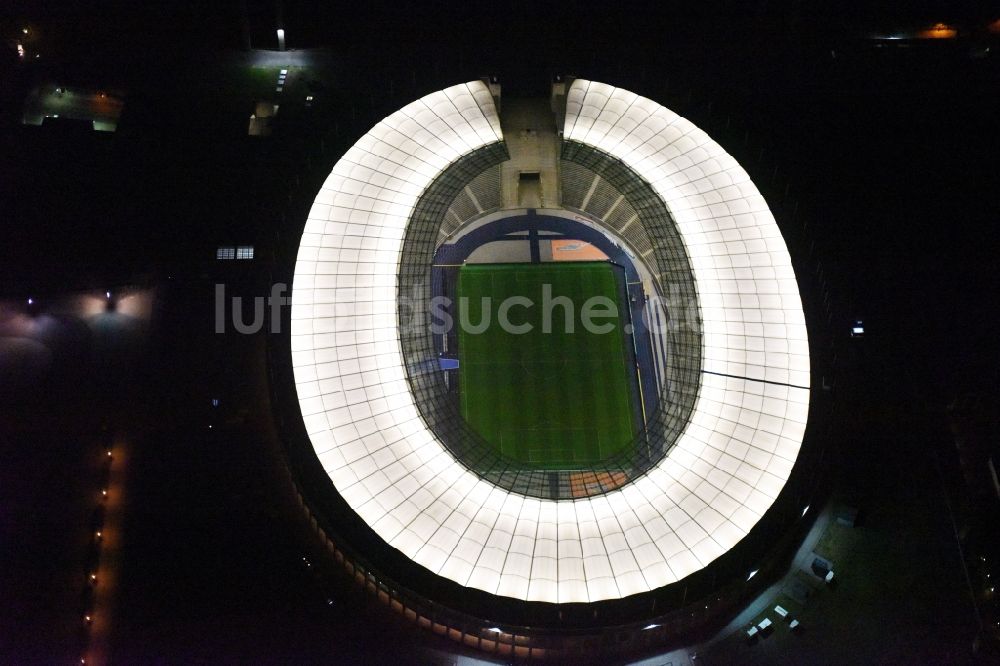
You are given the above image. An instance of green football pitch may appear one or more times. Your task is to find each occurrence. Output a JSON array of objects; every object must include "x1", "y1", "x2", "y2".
[{"x1": 457, "y1": 262, "x2": 637, "y2": 469}]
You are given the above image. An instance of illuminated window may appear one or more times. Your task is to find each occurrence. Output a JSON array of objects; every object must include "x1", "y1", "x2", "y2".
[
  {"x1": 216, "y1": 247, "x2": 235, "y2": 260},
  {"x1": 236, "y1": 246, "x2": 255, "y2": 260}
]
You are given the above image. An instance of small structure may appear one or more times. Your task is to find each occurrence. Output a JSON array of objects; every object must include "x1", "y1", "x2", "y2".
[
  {"x1": 248, "y1": 101, "x2": 279, "y2": 136},
  {"x1": 810, "y1": 554, "x2": 834, "y2": 579}
]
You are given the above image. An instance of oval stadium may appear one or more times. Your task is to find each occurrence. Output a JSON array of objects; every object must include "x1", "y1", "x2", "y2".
[{"x1": 270, "y1": 77, "x2": 828, "y2": 660}]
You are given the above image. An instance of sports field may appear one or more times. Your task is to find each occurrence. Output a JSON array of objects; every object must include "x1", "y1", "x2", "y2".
[{"x1": 457, "y1": 262, "x2": 637, "y2": 469}]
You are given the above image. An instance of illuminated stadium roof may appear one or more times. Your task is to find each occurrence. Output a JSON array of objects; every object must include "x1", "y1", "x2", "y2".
[{"x1": 290, "y1": 79, "x2": 810, "y2": 603}]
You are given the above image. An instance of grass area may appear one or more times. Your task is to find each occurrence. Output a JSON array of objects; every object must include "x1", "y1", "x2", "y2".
[
  {"x1": 211, "y1": 63, "x2": 299, "y2": 106},
  {"x1": 457, "y1": 262, "x2": 636, "y2": 469}
]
